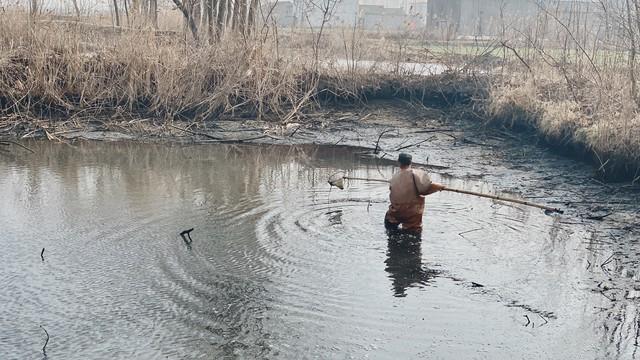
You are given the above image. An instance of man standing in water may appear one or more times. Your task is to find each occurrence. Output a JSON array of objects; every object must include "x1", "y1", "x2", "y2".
[{"x1": 385, "y1": 153, "x2": 445, "y2": 234}]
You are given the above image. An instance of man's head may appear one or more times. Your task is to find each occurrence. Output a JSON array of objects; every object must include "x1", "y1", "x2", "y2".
[{"x1": 398, "y1": 153, "x2": 412, "y2": 167}]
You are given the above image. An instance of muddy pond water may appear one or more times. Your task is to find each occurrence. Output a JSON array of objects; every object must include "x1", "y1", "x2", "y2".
[{"x1": 0, "y1": 141, "x2": 637, "y2": 359}]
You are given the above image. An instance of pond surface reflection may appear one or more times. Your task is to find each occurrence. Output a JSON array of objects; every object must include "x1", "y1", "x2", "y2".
[{"x1": 0, "y1": 142, "x2": 635, "y2": 359}]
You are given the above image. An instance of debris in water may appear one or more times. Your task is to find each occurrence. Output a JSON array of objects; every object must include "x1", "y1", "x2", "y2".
[
  {"x1": 626, "y1": 290, "x2": 640, "y2": 300},
  {"x1": 40, "y1": 325, "x2": 49, "y2": 355},
  {"x1": 585, "y1": 212, "x2": 613, "y2": 221},
  {"x1": 40, "y1": 248, "x2": 45, "y2": 262},
  {"x1": 180, "y1": 228, "x2": 194, "y2": 244}
]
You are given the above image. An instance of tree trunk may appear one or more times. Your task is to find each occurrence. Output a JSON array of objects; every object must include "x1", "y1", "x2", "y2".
[
  {"x1": 208, "y1": 0, "x2": 217, "y2": 42},
  {"x1": 247, "y1": 0, "x2": 259, "y2": 31},
  {"x1": 172, "y1": 0, "x2": 200, "y2": 42},
  {"x1": 232, "y1": 0, "x2": 243, "y2": 31},
  {"x1": 149, "y1": 0, "x2": 158, "y2": 28},
  {"x1": 124, "y1": 0, "x2": 130, "y2": 26},
  {"x1": 627, "y1": 0, "x2": 640, "y2": 107},
  {"x1": 226, "y1": 0, "x2": 234, "y2": 30},
  {"x1": 236, "y1": 0, "x2": 248, "y2": 33},
  {"x1": 113, "y1": 0, "x2": 121, "y2": 27},
  {"x1": 70, "y1": 0, "x2": 81, "y2": 17},
  {"x1": 30, "y1": 0, "x2": 38, "y2": 17},
  {"x1": 217, "y1": 0, "x2": 227, "y2": 34}
]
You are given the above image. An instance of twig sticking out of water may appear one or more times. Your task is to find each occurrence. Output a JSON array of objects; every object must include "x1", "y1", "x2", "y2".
[
  {"x1": 458, "y1": 228, "x2": 483, "y2": 239},
  {"x1": 538, "y1": 314, "x2": 548, "y2": 326},
  {"x1": 374, "y1": 128, "x2": 395, "y2": 154},
  {"x1": 523, "y1": 315, "x2": 531, "y2": 327},
  {"x1": 180, "y1": 228, "x2": 194, "y2": 245},
  {"x1": 394, "y1": 136, "x2": 437, "y2": 152},
  {"x1": 40, "y1": 325, "x2": 49, "y2": 355},
  {"x1": 601, "y1": 253, "x2": 615, "y2": 269},
  {"x1": 40, "y1": 248, "x2": 45, "y2": 262}
]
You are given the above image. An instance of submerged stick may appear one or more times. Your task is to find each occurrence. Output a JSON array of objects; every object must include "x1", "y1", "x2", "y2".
[
  {"x1": 40, "y1": 325, "x2": 49, "y2": 355},
  {"x1": 338, "y1": 176, "x2": 564, "y2": 214},
  {"x1": 0, "y1": 140, "x2": 35, "y2": 153},
  {"x1": 180, "y1": 228, "x2": 194, "y2": 244}
]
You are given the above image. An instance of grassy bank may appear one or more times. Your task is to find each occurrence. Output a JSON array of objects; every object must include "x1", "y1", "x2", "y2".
[{"x1": 1, "y1": 9, "x2": 639, "y2": 182}]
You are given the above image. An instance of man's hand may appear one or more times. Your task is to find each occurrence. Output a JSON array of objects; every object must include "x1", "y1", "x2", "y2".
[{"x1": 425, "y1": 183, "x2": 446, "y2": 195}]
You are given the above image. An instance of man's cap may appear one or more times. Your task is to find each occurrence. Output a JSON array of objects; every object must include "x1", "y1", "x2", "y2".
[{"x1": 398, "y1": 153, "x2": 412, "y2": 165}]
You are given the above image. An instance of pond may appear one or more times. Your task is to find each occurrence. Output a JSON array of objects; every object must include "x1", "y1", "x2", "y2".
[{"x1": 0, "y1": 142, "x2": 636, "y2": 359}]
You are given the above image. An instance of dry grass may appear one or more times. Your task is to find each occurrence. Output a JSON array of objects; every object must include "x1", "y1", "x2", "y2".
[
  {"x1": 0, "y1": 11, "x2": 315, "y2": 123},
  {"x1": 484, "y1": 62, "x2": 640, "y2": 180},
  {"x1": 2, "y1": 8, "x2": 640, "y2": 180}
]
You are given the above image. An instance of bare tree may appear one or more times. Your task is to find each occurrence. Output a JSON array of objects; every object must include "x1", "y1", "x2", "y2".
[
  {"x1": 247, "y1": 0, "x2": 259, "y2": 30},
  {"x1": 149, "y1": 0, "x2": 158, "y2": 28},
  {"x1": 70, "y1": 0, "x2": 81, "y2": 17},
  {"x1": 306, "y1": 0, "x2": 339, "y2": 70},
  {"x1": 172, "y1": 0, "x2": 200, "y2": 41},
  {"x1": 113, "y1": 0, "x2": 121, "y2": 27},
  {"x1": 217, "y1": 0, "x2": 228, "y2": 34},
  {"x1": 30, "y1": 0, "x2": 38, "y2": 18}
]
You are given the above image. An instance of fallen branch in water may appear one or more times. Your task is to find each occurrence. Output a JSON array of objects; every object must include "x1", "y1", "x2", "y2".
[
  {"x1": 40, "y1": 325, "x2": 49, "y2": 355},
  {"x1": 538, "y1": 314, "x2": 549, "y2": 326},
  {"x1": 601, "y1": 253, "x2": 615, "y2": 269},
  {"x1": 180, "y1": 228, "x2": 194, "y2": 244},
  {"x1": 394, "y1": 136, "x2": 437, "y2": 152},
  {"x1": 585, "y1": 212, "x2": 613, "y2": 221},
  {"x1": 374, "y1": 128, "x2": 395, "y2": 154},
  {"x1": 196, "y1": 134, "x2": 284, "y2": 143},
  {"x1": 0, "y1": 140, "x2": 35, "y2": 153},
  {"x1": 458, "y1": 228, "x2": 483, "y2": 239}
]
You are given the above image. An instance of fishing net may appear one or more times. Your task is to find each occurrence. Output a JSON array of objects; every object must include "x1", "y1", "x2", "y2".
[{"x1": 328, "y1": 172, "x2": 345, "y2": 190}]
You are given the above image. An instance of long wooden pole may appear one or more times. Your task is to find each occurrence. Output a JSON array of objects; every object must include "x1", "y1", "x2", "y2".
[{"x1": 342, "y1": 176, "x2": 564, "y2": 214}]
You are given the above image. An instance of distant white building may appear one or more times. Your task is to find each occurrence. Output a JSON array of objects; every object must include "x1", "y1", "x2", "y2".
[
  {"x1": 407, "y1": 1, "x2": 428, "y2": 29},
  {"x1": 298, "y1": 0, "x2": 359, "y2": 28},
  {"x1": 358, "y1": 5, "x2": 406, "y2": 31}
]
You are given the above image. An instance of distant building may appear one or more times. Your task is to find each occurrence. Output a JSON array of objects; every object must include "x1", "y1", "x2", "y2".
[
  {"x1": 358, "y1": 5, "x2": 406, "y2": 31},
  {"x1": 406, "y1": 1, "x2": 428, "y2": 30},
  {"x1": 426, "y1": 0, "x2": 604, "y2": 39},
  {"x1": 300, "y1": 0, "x2": 359, "y2": 28}
]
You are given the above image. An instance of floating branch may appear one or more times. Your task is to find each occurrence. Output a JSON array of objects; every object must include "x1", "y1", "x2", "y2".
[
  {"x1": 0, "y1": 140, "x2": 34, "y2": 153},
  {"x1": 40, "y1": 325, "x2": 49, "y2": 355},
  {"x1": 180, "y1": 228, "x2": 194, "y2": 245}
]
